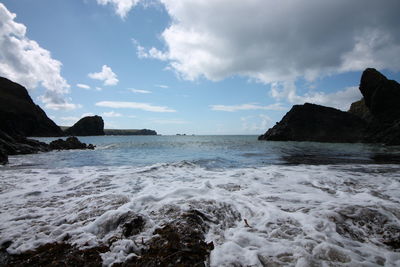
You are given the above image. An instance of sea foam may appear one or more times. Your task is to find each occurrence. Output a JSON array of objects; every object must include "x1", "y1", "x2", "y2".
[{"x1": 1, "y1": 162, "x2": 399, "y2": 266}]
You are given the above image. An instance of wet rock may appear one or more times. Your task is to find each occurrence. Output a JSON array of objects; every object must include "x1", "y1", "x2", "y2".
[
  {"x1": 49, "y1": 136, "x2": 95, "y2": 150},
  {"x1": 0, "y1": 77, "x2": 63, "y2": 137},
  {"x1": 122, "y1": 216, "x2": 145, "y2": 237},
  {"x1": 332, "y1": 206, "x2": 400, "y2": 250},
  {"x1": 64, "y1": 116, "x2": 104, "y2": 136},
  {"x1": 0, "y1": 243, "x2": 108, "y2": 267},
  {"x1": 0, "y1": 130, "x2": 50, "y2": 156},
  {"x1": 119, "y1": 209, "x2": 214, "y2": 267},
  {"x1": 258, "y1": 103, "x2": 366, "y2": 143}
]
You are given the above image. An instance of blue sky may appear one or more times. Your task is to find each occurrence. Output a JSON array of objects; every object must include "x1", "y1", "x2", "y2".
[{"x1": 1, "y1": 0, "x2": 399, "y2": 135}]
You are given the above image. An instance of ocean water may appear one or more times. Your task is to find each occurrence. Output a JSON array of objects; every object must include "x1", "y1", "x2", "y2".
[{"x1": 1, "y1": 135, "x2": 400, "y2": 266}]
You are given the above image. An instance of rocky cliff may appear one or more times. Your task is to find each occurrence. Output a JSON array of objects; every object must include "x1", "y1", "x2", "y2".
[
  {"x1": 259, "y1": 68, "x2": 400, "y2": 145},
  {"x1": 258, "y1": 103, "x2": 366, "y2": 143},
  {"x1": 0, "y1": 77, "x2": 95, "y2": 165},
  {"x1": 64, "y1": 116, "x2": 105, "y2": 136},
  {"x1": 0, "y1": 77, "x2": 63, "y2": 137},
  {"x1": 358, "y1": 68, "x2": 400, "y2": 145}
]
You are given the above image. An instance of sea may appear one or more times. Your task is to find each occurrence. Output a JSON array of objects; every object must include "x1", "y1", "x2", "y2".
[{"x1": 1, "y1": 135, "x2": 400, "y2": 266}]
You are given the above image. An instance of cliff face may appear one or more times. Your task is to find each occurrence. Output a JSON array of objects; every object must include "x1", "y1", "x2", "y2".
[
  {"x1": 359, "y1": 68, "x2": 400, "y2": 145},
  {"x1": 0, "y1": 77, "x2": 63, "y2": 137},
  {"x1": 359, "y1": 68, "x2": 400, "y2": 123},
  {"x1": 259, "y1": 68, "x2": 400, "y2": 145},
  {"x1": 258, "y1": 103, "x2": 366, "y2": 143},
  {"x1": 64, "y1": 116, "x2": 105, "y2": 136}
]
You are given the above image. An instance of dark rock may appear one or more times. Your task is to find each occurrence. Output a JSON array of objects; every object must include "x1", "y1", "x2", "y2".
[
  {"x1": 258, "y1": 103, "x2": 366, "y2": 143},
  {"x1": 331, "y1": 206, "x2": 400, "y2": 250},
  {"x1": 359, "y1": 68, "x2": 400, "y2": 123},
  {"x1": 356, "y1": 68, "x2": 400, "y2": 145},
  {"x1": 0, "y1": 242, "x2": 108, "y2": 267},
  {"x1": 0, "y1": 77, "x2": 63, "y2": 137},
  {"x1": 64, "y1": 116, "x2": 104, "y2": 136},
  {"x1": 0, "y1": 147, "x2": 7, "y2": 165},
  {"x1": 0, "y1": 129, "x2": 50, "y2": 156},
  {"x1": 118, "y1": 209, "x2": 214, "y2": 267},
  {"x1": 348, "y1": 98, "x2": 373, "y2": 123},
  {"x1": 49, "y1": 137, "x2": 95, "y2": 150},
  {"x1": 122, "y1": 216, "x2": 145, "y2": 237}
]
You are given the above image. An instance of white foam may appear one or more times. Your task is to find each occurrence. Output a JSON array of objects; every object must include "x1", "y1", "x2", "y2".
[{"x1": 0, "y1": 163, "x2": 400, "y2": 266}]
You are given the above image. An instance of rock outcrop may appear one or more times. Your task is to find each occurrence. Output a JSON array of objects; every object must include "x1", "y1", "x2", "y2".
[
  {"x1": 0, "y1": 77, "x2": 63, "y2": 137},
  {"x1": 359, "y1": 68, "x2": 400, "y2": 123},
  {"x1": 358, "y1": 68, "x2": 400, "y2": 145},
  {"x1": 64, "y1": 116, "x2": 104, "y2": 136},
  {"x1": 0, "y1": 77, "x2": 96, "y2": 165},
  {"x1": 259, "y1": 68, "x2": 400, "y2": 145},
  {"x1": 0, "y1": 130, "x2": 50, "y2": 156},
  {"x1": 258, "y1": 103, "x2": 366, "y2": 143},
  {"x1": 49, "y1": 136, "x2": 95, "y2": 150}
]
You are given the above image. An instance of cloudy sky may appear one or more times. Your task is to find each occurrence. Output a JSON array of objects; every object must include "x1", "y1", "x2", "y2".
[{"x1": 1, "y1": 0, "x2": 399, "y2": 134}]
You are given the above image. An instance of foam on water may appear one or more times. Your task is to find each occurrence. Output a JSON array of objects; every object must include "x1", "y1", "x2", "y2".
[{"x1": 1, "y1": 161, "x2": 400, "y2": 266}]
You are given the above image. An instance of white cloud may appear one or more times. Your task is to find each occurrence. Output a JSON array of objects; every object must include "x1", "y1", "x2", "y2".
[
  {"x1": 129, "y1": 88, "x2": 152, "y2": 94},
  {"x1": 241, "y1": 114, "x2": 271, "y2": 132},
  {"x1": 210, "y1": 103, "x2": 286, "y2": 112},
  {"x1": 155, "y1": 84, "x2": 169, "y2": 89},
  {"x1": 39, "y1": 93, "x2": 81, "y2": 110},
  {"x1": 97, "y1": 0, "x2": 141, "y2": 19},
  {"x1": 0, "y1": 3, "x2": 76, "y2": 110},
  {"x1": 88, "y1": 65, "x2": 118, "y2": 86},
  {"x1": 77, "y1": 83, "x2": 90, "y2": 89},
  {"x1": 137, "y1": 0, "x2": 400, "y2": 84},
  {"x1": 96, "y1": 101, "x2": 176, "y2": 112},
  {"x1": 102, "y1": 111, "x2": 122, "y2": 117},
  {"x1": 60, "y1": 113, "x2": 94, "y2": 123},
  {"x1": 270, "y1": 82, "x2": 362, "y2": 111},
  {"x1": 60, "y1": 116, "x2": 79, "y2": 123},
  {"x1": 81, "y1": 112, "x2": 95, "y2": 117},
  {"x1": 95, "y1": 87, "x2": 103, "y2": 91}
]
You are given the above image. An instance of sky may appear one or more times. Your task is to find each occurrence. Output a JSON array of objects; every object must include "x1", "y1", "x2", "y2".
[{"x1": 0, "y1": 0, "x2": 399, "y2": 135}]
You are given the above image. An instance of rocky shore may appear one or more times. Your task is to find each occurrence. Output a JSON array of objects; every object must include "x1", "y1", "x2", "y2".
[
  {"x1": 0, "y1": 209, "x2": 214, "y2": 266},
  {"x1": 259, "y1": 68, "x2": 400, "y2": 145},
  {"x1": 0, "y1": 77, "x2": 97, "y2": 165}
]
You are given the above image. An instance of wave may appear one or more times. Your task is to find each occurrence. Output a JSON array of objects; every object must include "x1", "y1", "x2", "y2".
[{"x1": 1, "y1": 163, "x2": 400, "y2": 266}]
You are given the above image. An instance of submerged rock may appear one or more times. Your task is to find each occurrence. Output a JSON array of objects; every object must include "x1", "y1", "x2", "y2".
[
  {"x1": 1, "y1": 210, "x2": 214, "y2": 266},
  {"x1": 64, "y1": 116, "x2": 104, "y2": 136},
  {"x1": 331, "y1": 206, "x2": 400, "y2": 250},
  {"x1": 49, "y1": 136, "x2": 95, "y2": 150},
  {"x1": 258, "y1": 103, "x2": 366, "y2": 143}
]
